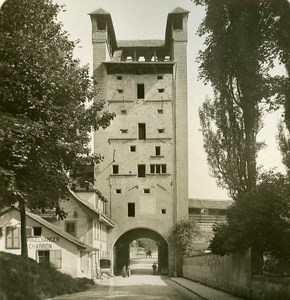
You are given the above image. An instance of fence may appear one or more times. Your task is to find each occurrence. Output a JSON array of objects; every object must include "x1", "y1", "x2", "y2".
[{"x1": 182, "y1": 249, "x2": 290, "y2": 300}]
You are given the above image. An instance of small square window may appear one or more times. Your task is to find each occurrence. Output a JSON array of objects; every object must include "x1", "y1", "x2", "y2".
[
  {"x1": 121, "y1": 110, "x2": 127, "y2": 115},
  {"x1": 33, "y1": 227, "x2": 42, "y2": 236},
  {"x1": 116, "y1": 189, "x2": 122, "y2": 194},
  {"x1": 144, "y1": 188, "x2": 150, "y2": 194},
  {"x1": 113, "y1": 165, "x2": 119, "y2": 174},
  {"x1": 157, "y1": 109, "x2": 163, "y2": 114},
  {"x1": 158, "y1": 88, "x2": 164, "y2": 93},
  {"x1": 117, "y1": 89, "x2": 124, "y2": 94},
  {"x1": 157, "y1": 129, "x2": 165, "y2": 133},
  {"x1": 120, "y1": 129, "x2": 128, "y2": 133},
  {"x1": 161, "y1": 209, "x2": 166, "y2": 214},
  {"x1": 130, "y1": 145, "x2": 136, "y2": 152},
  {"x1": 117, "y1": 76, "x2": 122, "y2": 80},
  {"x1": 157, "y1": 75, "x2": 163, "y2": 80}
]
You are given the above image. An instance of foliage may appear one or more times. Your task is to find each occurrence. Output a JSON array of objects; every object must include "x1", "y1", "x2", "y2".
[
  {"x1": 171, "y1": 219, "x2": 200, "y2": 256},
  {"x1": 194, "y1": 0, "x2": 288, "y2": 197},
  {"x1": 0, "y1": 0, "x2": 114, "y2": 255},
  {"x1": 199, "y1": 95, "x2": 264, "y2": 199},
  {"x1": 209, "y1": 172, "x2": 290, "y2": 261},
  {"x1": 0, "y1": 252, "x2": 94, "y2": 299}
]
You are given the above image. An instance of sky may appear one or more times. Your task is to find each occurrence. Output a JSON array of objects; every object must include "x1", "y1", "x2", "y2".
[{"x1": 1, "y1": 0, "x2": 286, "y2": 199}]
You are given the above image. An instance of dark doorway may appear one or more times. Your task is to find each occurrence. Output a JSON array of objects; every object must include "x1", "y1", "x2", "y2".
[{"x1": 113, "y1": 228, "x2": 168, "y2": 276}]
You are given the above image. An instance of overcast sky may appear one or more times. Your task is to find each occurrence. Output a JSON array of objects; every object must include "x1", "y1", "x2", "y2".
[{"x1": 1, "y1": 0, "x2": 286, "y2": 199}]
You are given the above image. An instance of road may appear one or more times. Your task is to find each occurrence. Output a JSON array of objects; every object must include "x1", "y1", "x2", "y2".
[
  {"x1": 47, "y1": 254, "x2": 202, "y2": 300},
  {"x1": 47, "y1": 274, "x2": 202, "y2": 300}
]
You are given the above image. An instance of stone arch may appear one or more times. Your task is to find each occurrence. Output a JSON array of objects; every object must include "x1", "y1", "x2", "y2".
[{"x1": 113, "y1": 227, "x2": 168, "y2": 275}]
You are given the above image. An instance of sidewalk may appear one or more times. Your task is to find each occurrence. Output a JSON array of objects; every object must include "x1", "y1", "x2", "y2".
[{"x1": 170, "y1": 277, "x2": 246, "y2": 300}]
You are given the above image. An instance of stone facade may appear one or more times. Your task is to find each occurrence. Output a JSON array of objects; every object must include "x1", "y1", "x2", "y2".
[{"x1": 90, "y1": 7, "x2": 189, "y2": 275}]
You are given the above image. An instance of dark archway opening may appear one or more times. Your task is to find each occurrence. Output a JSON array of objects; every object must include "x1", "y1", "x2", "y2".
[{"x1": 113, "y1": 228, "x2": 168, "y2": 276}]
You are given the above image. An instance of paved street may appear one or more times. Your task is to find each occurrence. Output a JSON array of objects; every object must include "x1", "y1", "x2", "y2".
[
  {"x1": 47, "y1": 274, "x2": 201, "y2": 300},
  {"x1": 47, "y1": 255, "x2": 245, "y2": 300},
  {"x1": 47, "y1": 255, "x2": 201, "y2": 300}
]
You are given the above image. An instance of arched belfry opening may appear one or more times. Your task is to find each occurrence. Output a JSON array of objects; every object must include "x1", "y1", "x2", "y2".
[{"x1": 113, "y1": 228, "x2": 168, "y2": 275}]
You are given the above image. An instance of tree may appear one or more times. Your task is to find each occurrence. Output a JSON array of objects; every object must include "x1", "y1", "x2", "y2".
[
  {"x1": 171, "y1": 219, "x2": 200, "y2": 256},
  {"x1": 209, "y1": 172, "x2": 290, "y2": 263},
  {"x1": 195, "y1": 0, "x2": 282, "y2": 197},
  {"x1": 0, "y1": 0, "x2": 114, "y2": 256}
]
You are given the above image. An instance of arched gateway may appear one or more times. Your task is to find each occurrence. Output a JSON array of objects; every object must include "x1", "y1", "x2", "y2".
[
  {"x1": 90, "y1": 7, "x2": 189, "y2": 276},
  {"x1": 113, "y1": 228, "x2": 168, "y2": 275}
]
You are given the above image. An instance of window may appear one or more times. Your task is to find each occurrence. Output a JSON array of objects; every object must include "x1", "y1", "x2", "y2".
[
  {"x1": 117, "y1": 75, "x2": 122, "y2": 80},
  {"x1": 65, "y1": 222, "x2": 76, "y2": 237},
  {"x1": 157, "y1": 75, "x2": 163, "y2": 80},
  {"x1": 116, "y1": 189, "x2": 122, "y2": 194},
  {"x1": 128, "y1": 203, "x2": 135, "y2": 217},
  {"x1": 161, "y1": 209, "x2": 166, "y2": 214},
  {"x1": 138, "y1": 123, "x2": 146, "y2": 140},
  {"x1": 155, "y1": 146, "x2": 161, "y2": 156},
  {"x1": 112, "y1": 165, "x2": 119, "y2": 174},
  {"x1": 157, "y1": 128, "x2": 165, "y2": 133},
  {"x1": 138, "y1": 165, "x2": 146, "y2": 177},
  {"x1": 137, "y1": 84, "x2": 144, "y2": 99},
  {"x1": 6, "y1": 226, "x2": 20, "y2": 249},
  {"x1": 50, "y1": 250, "x2": 62, "y2": 269},
  {"x1": 97, "y1": 15, "x2": 106, "y2": 30},
  {"x1": 0, "y1": 227, "x2": 2, "y2": 237},
  {"x1": 144, "y1": 188, "x2": 150, "y2": 194},
  {"x1": 120, "y1": 129, "x2": 128, "y2": 133},
  {"x1": 38, "y1": 250, "x2": 50, "y2": 263},
  {"x1": 117, "y1": 89, "x2": 123, "y2": 94},
  {"x1": 26, "y1": 227, "x2": 33, "y2": 237},
  {"x1": 157, "y1": 109, "x2": 163, "y2": 114},
  {"x1": 150, "y1": 164, "x2": 167, "y2": 174},
  {"x1": 158, "y1": 88, "x2": 164, "y2": 93},
  {"x1": 38, "y1": 250, "x2": 62, "y2": 269},
  {"x1": 173, "y1": 15, "x2": 183, "y2": 30},
  {"x1": 121, "y1": 110, "x2": 127, "y2": 115},
  {"x1": 33, "y1": 227, "x2": 42, "y2": 236},
  {"x1": 130, "y1": 145, "x2": 136, "y2": 152}
]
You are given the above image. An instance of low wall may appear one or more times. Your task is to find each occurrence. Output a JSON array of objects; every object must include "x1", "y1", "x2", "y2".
[
  {"x1": 182, "y1": 249, "x2": 251, "y2": 298},
  {"x1": 251, "y1": 275, "x2": 290, "y2": 300},
  {"x1": 182, "y1": 250, "x2": 290, "y2": 300}
]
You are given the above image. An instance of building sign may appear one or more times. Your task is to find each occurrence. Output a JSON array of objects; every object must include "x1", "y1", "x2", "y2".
[{"x1": 28, "y1": 236, "x2": 59, "y2": 250}]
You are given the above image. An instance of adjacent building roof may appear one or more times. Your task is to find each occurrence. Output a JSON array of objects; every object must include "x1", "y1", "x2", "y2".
[
  {"x1": 69, "y1": 190, "x2": 114, "y2": 228},
  {"x1": 189, "y1": 198, "x2": 233, "y2": 210},
  {"x1": 1, "y1": 207, "x2": 95, "y2": 251}
]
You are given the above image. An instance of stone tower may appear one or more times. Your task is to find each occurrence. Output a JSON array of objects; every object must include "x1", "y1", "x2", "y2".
[{"x1": 90, "y1": 7, "x2": 189, "y2": 275}]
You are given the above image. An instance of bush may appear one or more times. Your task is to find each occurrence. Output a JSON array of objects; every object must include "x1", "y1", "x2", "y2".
[{"x1": 0, "y1": 252, "x2": 94, "y2": 299}]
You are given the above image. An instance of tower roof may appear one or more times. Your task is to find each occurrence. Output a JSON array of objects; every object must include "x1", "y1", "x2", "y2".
[
  {"x1": 170, "y1": 7, "x2": 190, "y2": 14},
  {"x1": 117, "y1": 40, "x2": 165, "y2": 48},
  {"x1": 88, "y1": 8, "x2": 109, "y2": 15}
]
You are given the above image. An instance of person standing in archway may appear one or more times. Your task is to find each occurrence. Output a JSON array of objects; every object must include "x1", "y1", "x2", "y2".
[
  {"x1": 152, "y1": 262, "x2": 157, "y2": 275},
  {"x1": 122, "y1": 265, "x2": 127, "y2": 277}
]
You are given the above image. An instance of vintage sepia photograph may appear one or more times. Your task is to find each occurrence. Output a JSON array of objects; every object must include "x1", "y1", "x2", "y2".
[{"x1": 0, "y1": 0, "x2": 290, "y2": 299}]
